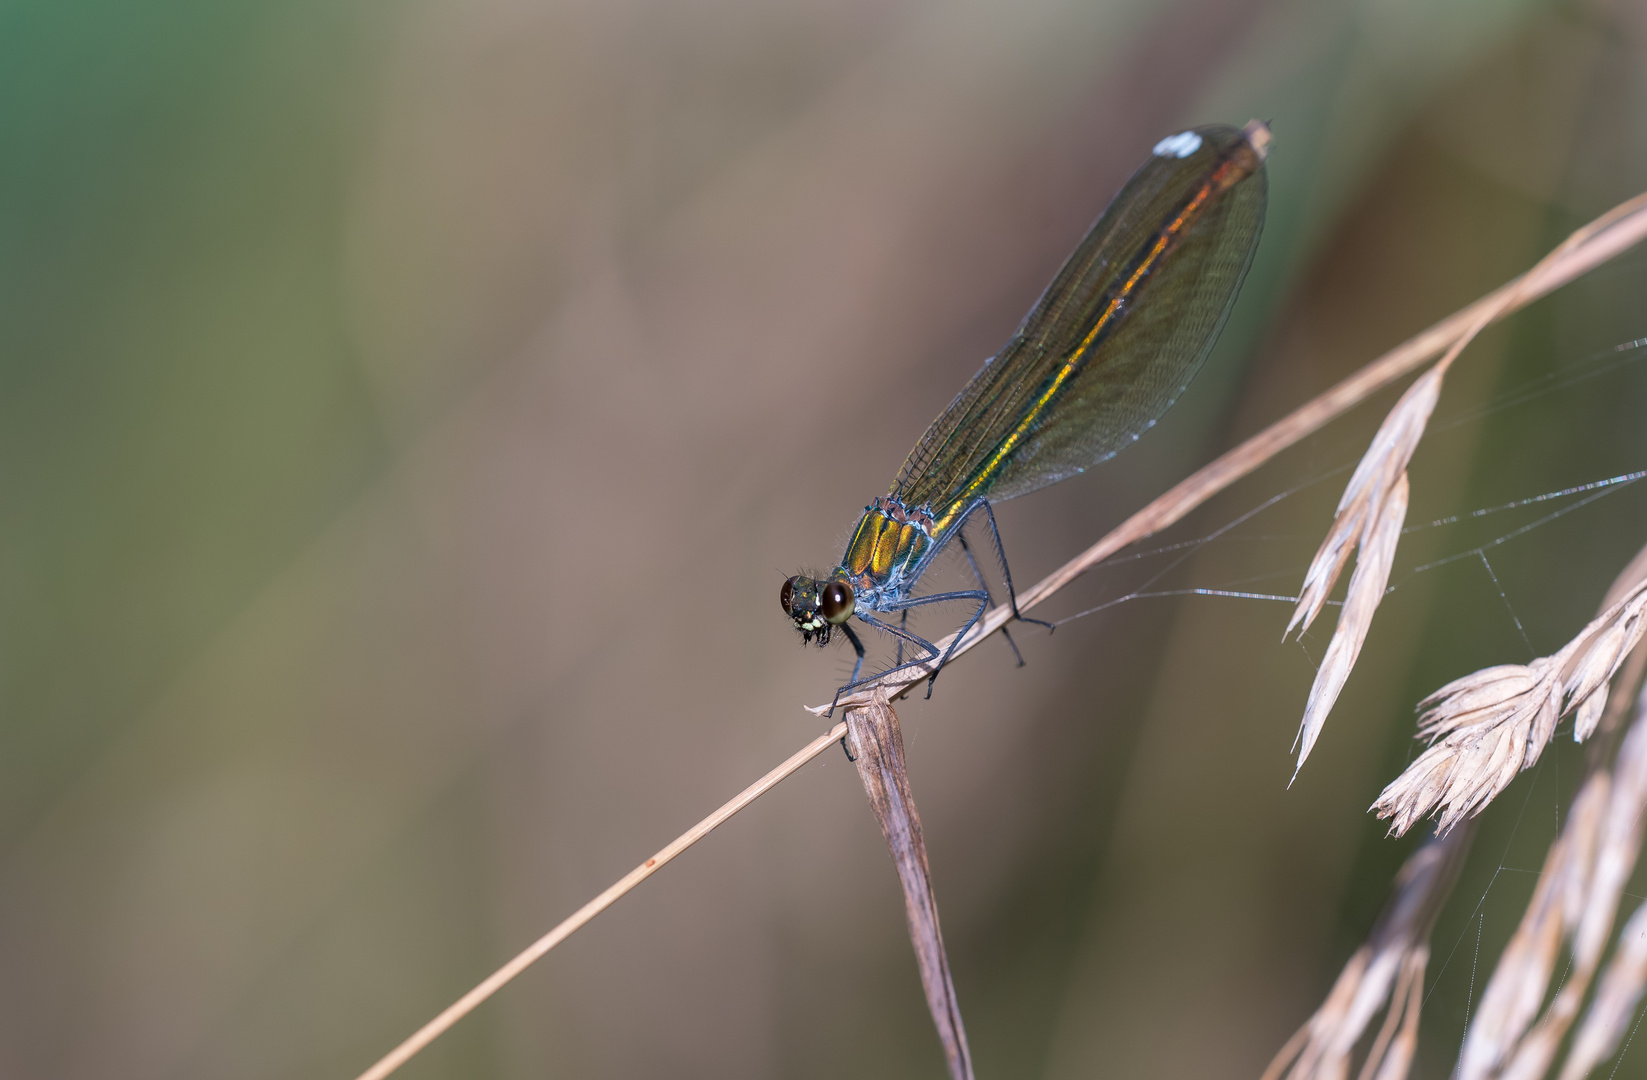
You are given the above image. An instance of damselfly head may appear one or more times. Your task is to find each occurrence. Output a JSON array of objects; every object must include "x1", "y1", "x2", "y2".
[{"x1": 780, "y1": 574, "x2": 855, "y2": 645}]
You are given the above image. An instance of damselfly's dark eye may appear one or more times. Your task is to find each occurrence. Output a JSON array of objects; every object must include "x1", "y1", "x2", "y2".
[
  {"x1": 780, "y1": 577, "x2": 797, "y2": 615},
  {"x1": 819, "y1": 581, "x2": 855, "y2": 624}
]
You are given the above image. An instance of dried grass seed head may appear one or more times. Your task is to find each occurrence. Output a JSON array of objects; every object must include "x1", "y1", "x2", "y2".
[{"x1": 1374, "y1": 577, "x2": 1647, "y2": 836}]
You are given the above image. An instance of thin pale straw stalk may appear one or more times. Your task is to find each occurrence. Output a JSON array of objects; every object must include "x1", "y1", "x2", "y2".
[
  {"x1": 353, "y1": 192, "x2": 1647, "y2": 1080},
  {"x1": 351, "y1": 722, "x2": 847, "y2": 1080},
  {"x1": 1284, "y1": 192, "x2": 1647, "y2": 773}
]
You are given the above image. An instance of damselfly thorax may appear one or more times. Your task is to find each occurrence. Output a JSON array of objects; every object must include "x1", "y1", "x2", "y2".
[{"x1": 840, "y1": 496, "x2": 935, "y2": 603}]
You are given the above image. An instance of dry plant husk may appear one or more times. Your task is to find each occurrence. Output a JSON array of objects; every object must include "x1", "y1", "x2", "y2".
[
  {"x1": 846, "y1": 692, "x2": 973, "y2": 1080},
  {"x1": 1373, "y1": 576, "x2": 1647, "y2": 837},
  {"x1": 1545, "y1": 557, "x2": 1647, "y2": 1080},
  {"x1": 1261, "y1": 824, "x2": 1472, "y2": 1080}
]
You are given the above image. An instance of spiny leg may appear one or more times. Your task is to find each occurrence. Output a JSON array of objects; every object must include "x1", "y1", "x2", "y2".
[
  {"x1": 921, "y1": 593, "x2": 989, "y2": 699},
  {"x1": 820, "y1": 623, "x2": 863, "y2": 743},
  {"x1": 880, "y1": 588, "x2": 990, "y2": 699},
  {"x1": 826, "y1": 607, "x2": 957, "y2": 716},
  {"x1": 955, "y1": 531, "x2": 1026, "y2": 668},
  {"x1": 966, "y1": 498, "x2": 1055, "y2": 633},
  {"x1": 839, "y1": 622, "x2": 866, "y2": 687}
]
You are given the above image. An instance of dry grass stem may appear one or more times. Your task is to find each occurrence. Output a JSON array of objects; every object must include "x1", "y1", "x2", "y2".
[
  {"x1": 1262, "y1": 826, "x2": 1471, "y2": 1080},
  {"x1": 1373, "y1": 576, "x2": 1647, "y2": 837},
  {"x1": 351, "y1": 720, "x2": 848, "y2": 1080},
  {"x1": 359, "y1": 191, "x2": 1647, "y2": 1080}
]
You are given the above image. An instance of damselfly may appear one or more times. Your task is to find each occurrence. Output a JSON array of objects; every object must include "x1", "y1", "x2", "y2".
[{"x1": 782, "y1": 121, "x2": 1271, "y2": 706}]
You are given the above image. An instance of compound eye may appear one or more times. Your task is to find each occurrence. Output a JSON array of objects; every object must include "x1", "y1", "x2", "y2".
[
  {"x1": 780, "y1": 578, "x2": 797, "y2": 615},
  {"x1": 819, "y1": 581, "x2": 855, "y2": 624}
]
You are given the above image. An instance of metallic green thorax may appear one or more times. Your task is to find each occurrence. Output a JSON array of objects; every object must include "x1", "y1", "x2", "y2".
[{"x1": 838, "y1": 496, "x2": 932, "y2": 597}]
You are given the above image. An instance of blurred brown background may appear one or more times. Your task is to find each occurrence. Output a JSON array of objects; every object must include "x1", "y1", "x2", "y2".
[{"x1": 4, "y1": 0, "x2": 1647, "y2": 1077}]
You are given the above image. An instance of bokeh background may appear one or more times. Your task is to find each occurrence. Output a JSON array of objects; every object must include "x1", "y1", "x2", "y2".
[{"x1": 4, "y1": 0, "x2": 1647, "y2": 1077}]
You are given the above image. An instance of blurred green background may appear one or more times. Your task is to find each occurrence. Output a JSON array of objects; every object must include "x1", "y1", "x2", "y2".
[{"x1": 3, "y1": 0, "x2": 1647, "y2": 1077}]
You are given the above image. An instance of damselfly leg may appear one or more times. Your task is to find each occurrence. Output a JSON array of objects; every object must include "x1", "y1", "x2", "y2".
[
  {"x1": 955, "y1": 528, "x2": 1036, "y2": 666},
  {"x1": 962, "y1": 498, "x2": 1054, "y2": 636},
  {"x1": 840, "y1": 621, "x2": 865, "y2": 687},
  {"x1": 827, "y1": 596, "x2": 983, "y2": 716},
  {"x1": 825, "y1": 495, "x2": 1055, "y2": 714}
]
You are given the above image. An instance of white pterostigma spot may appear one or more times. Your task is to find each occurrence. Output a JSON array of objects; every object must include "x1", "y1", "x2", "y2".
[{"x1": 1152, "y1": 131, "x2": 1201, "y2": 158}]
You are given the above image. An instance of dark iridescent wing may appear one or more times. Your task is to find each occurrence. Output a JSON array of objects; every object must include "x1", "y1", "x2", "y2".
[{"x1": 891, "y1": 124, "x2": 1268, "y2": 529}]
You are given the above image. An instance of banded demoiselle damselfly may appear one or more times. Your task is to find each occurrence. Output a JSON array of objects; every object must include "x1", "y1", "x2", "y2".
[{"x1": 782, "y1": 121, "x2": 1271, "y2": 708}]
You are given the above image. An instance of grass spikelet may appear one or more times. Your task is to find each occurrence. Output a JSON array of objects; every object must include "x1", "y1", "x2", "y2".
[
  {"x1": 1292, "y1": 471, "x2": 1408, "y2": 773},
  {"x1": 1363, "y1": 951, "x2": 1426, "y2": 1080},
  {"x1": 1287, "y1": 373, "x2": 1439, "y2": 641},
  {"x1": 1283, "y1": 314, "x2": 1469, "y2": 775},
  {"x1": 1372, "y1": 577, "x2": 1647, "y2": 836}
]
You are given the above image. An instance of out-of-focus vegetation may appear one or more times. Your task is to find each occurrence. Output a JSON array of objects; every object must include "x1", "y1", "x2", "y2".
[{"x1": 2, "y1": 1, "x2": 1646, "y2": 1077}]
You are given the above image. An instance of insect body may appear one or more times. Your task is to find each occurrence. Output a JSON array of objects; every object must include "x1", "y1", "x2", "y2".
[{"x1": 783, "y1": 121, "x2": 1271, "y2": 705}]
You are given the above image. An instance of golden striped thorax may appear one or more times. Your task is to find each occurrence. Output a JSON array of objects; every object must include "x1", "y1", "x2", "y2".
[{"x1": 838, "y1": 495, "x2": 934, "y2": 606}]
